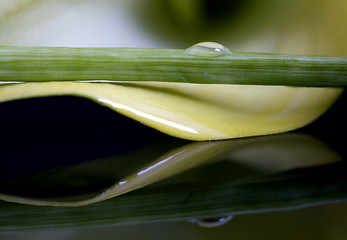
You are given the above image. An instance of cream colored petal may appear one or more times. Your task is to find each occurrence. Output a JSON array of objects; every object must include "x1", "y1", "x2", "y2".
[
  {"x1": 0, "y1": 0, "x2": 344, "y2": 140},
  {"x1": 0, "y1": 82, "x2": 342, "y2": 140}
]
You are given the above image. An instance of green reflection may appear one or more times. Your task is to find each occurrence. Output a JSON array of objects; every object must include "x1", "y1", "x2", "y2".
[
  {"x1": 0, "y1": 133, "x2": 346, "y2": 232},
  {"x1": 0, "y1": 133, "x2": 340, "y2": 206}
]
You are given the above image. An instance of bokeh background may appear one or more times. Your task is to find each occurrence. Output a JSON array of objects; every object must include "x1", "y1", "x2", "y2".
[{"x1": 0, "y1": 0, "x2": 347, "y2": 239}]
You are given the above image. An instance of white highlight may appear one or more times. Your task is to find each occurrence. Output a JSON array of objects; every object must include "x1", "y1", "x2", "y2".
[
  {"x1": 97, "y1": 98, "x2": 199, "y2": 134},
  {"x1": 137, "y1": 152, "x2": 182, "y2": 176},
  {"x1": 118, "y1": 181, "x2": 127, "y2": 186},
  {"x1": 76, "y1": 80, "x2": 120, "y2": 83},
  {"x1": 0, "y1": 81, "x2": 23, "y2": 84}
]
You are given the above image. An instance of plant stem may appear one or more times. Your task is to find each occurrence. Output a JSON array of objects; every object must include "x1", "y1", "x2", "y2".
[{"x1": 0, "y1": 46, "x2": 346, "y2": 87}]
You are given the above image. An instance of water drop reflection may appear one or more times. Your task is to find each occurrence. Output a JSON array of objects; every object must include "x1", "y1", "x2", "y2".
[{"x1": 190, "y1": 215, "x2": 233, "y2": 228}]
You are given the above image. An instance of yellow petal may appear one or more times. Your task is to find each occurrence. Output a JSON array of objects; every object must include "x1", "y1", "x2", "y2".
[
  {"x1": 0, "y1": 82, "x2": 342, "y2": 140},
  {"x1": 0, "y1": 0, "x2": 344, "y2": 140}
]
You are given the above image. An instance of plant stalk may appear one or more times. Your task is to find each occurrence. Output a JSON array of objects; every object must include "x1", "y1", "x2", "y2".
[{"x1": 0, "y1": 46, "x2": 346, "y2": 87}]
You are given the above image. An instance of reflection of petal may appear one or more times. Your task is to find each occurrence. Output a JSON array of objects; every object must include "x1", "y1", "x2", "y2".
[
  {"x1": 0, "y1": 158, "x2": 346, "y2": 232},
  {"x1": 226, "y1": 134, "x2": 342, "y2": 172},
  {"x1": 0, "y1": 82, "x2": 342, "y2": 140},
  {"x1": 0, "y1": 133, "x2": 340, "y2": 206}
]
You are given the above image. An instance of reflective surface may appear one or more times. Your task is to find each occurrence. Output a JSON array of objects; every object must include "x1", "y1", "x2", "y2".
[
  {"x1": 0, "y1": 130, "x2": 342, "y2": 206},
  {"x1": 0, "y1": 0, "x2": 347, "y2": 239},
  {"x1": 0, "y1": 94, "x2": 347, "y2": 237},
  {"x1": 184, "y1": 41, "x2": 232, "y2": 57},
  {"x1": 1, "y1": 203, "x2": 347, "y2": 240}
]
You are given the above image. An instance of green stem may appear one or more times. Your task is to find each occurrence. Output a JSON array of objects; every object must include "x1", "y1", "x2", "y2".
[
  {"x1": 0, "y1": 161, "x2": 346, "y2": 232},
  {"x1": 0, "y1": 46, "x2": 346, "y2": 87}
]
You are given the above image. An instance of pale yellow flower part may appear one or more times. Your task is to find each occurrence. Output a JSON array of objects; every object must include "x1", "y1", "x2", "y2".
[
  {"x1": 0, "y1": 0, "x2": 345, "y2": 140},
  {"x1": 0, "y1": 82, "x2": 342, "y2": 140}
]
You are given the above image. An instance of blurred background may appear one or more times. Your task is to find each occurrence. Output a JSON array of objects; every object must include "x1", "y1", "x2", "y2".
[
  {"x1": 0, "y1": 0, "x2": 347, "y2": 239},
  {"x1": 0, "y1": 0, "x2": 346, "y2": 55}
]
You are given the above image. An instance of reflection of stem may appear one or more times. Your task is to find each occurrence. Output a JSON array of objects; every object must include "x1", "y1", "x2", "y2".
[
  {"x1": 0, "y1": 161, "x2": 346, "y2": 232},
  {"x1": 0, "y1": 46, "x2": 346, "y2": 87},
  {"x1": 0, "y1": 133, "x2": 341, "y2": 207}
]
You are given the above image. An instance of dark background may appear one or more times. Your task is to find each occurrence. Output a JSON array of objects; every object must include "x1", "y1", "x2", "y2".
[{"x1": 0, "y1": 90, "x2": 346, "y2": 179}]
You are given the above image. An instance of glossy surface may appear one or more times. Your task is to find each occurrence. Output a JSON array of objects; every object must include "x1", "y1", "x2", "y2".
[
  {"x1": 184, "y1": 41, "x2": 232, "y2": 57},
  {"x1": 0, "y1": 133, "x2": 341, "y2": 207},
  {"x1": 0, "y1": 0, "x2": 345, "y2": 140},
  {"x1": 0, "y1": 0, "x2": 346, "y2": 239},
  {"x1": 0, "y1": 82, "x2": 342, "y2": 140},
  {"x1": 0, "y1": 136, "x2": 346, "y2": 232}
]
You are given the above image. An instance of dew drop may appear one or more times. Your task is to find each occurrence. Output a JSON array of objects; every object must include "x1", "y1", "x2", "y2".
[
  {"x1": 184, "y1": 42, "x2": 232, "y2": 57},
  {"x1": 189, "y1": 215, "x2": 233, "y2": 228}
]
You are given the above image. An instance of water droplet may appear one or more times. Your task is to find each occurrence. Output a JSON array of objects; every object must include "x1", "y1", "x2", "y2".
[
  {"x1": 184, "y1": 42, "x2": 232, "y2": 57},
  {"x1": 189, "y1": 215, "x2": 233, "y2": 228}
]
